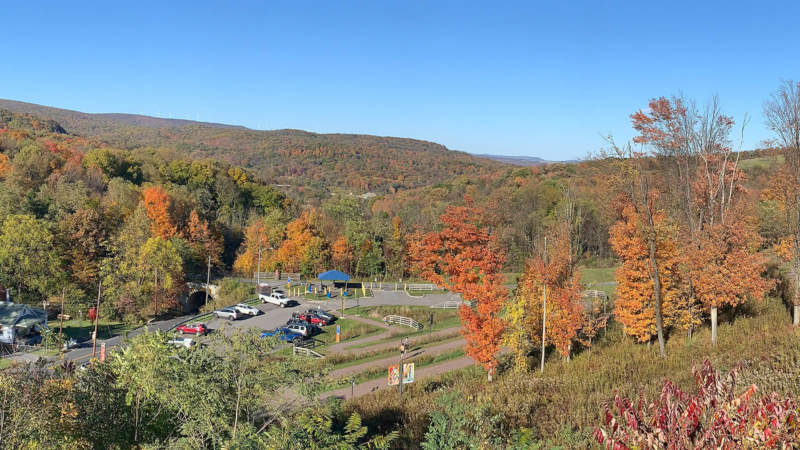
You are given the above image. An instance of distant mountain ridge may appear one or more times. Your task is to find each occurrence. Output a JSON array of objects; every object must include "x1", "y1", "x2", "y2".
[
  {"x1": 0, "y1": 99, "x2": 245, "y2": 133},
  {"x1": 0, "y1": 99, "x2": 513, "y2": 201},
  {"x1": 474, "y1": 153, "x2": 579, "y2": 166}
]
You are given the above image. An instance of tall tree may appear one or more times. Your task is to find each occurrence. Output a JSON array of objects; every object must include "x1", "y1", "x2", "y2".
[
  {"x1": 764, "y1": 80, "x2": 800, "y2": 325},
  {"x1": 138, "y1": 237, "x2": 184, "y2": 315},
  {"x1": 0, "y1": 214, "x2": 63, "y2": 302},
  {"x1": 186, "y1": 209, "x2": 223, "y2": 268},
  {"x1": 409, "y1": 204, "x2": 506, "y2": 380},
  {"x1": 141, "y1": 186, "x2": 177, "y2": 239},
  {"x1": 629, "y1": 95, "x2": 768, "y2": 345}
]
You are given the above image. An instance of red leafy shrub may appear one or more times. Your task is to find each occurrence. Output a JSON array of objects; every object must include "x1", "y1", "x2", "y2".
[{"x1": 595, "y1": 360, "x2": 800, "y2": 449}]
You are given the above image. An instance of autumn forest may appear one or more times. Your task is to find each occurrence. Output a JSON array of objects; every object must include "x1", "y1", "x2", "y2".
[{"x1": 2, "y1": 80, "x2": 800, "y2": 448}]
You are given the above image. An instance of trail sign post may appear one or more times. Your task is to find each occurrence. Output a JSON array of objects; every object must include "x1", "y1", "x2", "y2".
[{"x1": 336, "y1": 324, "x2": 341, "y2": 343}]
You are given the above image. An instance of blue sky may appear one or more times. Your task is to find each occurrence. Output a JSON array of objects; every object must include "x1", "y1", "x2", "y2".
[{"x1": 1, "y1": 1, "x2": 798, "y2": 160}]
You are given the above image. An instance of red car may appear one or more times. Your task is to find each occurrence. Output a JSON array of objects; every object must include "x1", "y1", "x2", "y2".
[
  {"x1": 176, "y1": 322, "x2": 207, "y2": 335},
  {"x1": 297, "y1": 313, "x2": 328, "y2": 326}
]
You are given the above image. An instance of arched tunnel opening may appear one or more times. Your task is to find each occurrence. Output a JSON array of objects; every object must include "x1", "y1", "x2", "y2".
[{"x1": 182, "y1": 290, "x2": 211, "y2": 314}]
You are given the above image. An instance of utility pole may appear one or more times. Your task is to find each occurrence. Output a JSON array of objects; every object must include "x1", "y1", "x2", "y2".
[
  {"x1": 256, "y1": 243, "x2": 263, "y2": 298},
  {"x1": 540, "y1": 236, "x2": 547, "y2": 374},
  {"x1": 59, "y1": 287, "x2": 65, "y2": 341},
  {"x1": 205, "y1": 254, "x2": 212, "y2": 306},
  {"x1": 398, "y1": 344, "x2": 405, "y2": 401},
  {"x1": 91, "y1": 280, "x2": 101, "y2": 361},
  {"x1": 153, "y1": 267, "x2": 159, "y2": 316}
]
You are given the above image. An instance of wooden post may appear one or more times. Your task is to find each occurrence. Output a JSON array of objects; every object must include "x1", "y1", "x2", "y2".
[
  {"x1": 794, "y1": 304, "x2": 799, "y2": 326},
  {"x1": 711, "y1": 306, "x2": 718, "y2": 346}
]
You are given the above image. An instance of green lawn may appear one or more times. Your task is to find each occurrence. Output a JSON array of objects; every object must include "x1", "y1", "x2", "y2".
[
  {"x1": 739, "y1": 154, "x2": 783, "y2": 171},
  {"x1": 57, "y1": 319, "x2": 139, "y2": 341},
  {"x1": 313, "y1": 318, "x2": 384, "y2": 345}
]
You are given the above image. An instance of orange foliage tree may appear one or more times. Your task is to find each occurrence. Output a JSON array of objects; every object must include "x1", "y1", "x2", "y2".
[
  {"x1": 331, "y1": 236, "x2": 353, "y2": 272},
  {"x1": 141, "y1": 186, "x2": 176, "y2": 239},
  {"x1": 186, "y1": 210, "x2": 223, "y2": 267},
  {"x1": 273, "y1": 210, "x2": 328, "y2": 276},
  {"x1": 609, "y1": 201, "x2": 685, "y2": 344},
  {"x1": 233, "y1": 215, "x2": 284, "y2": 276},
  {"x1": 409, "y1": 204, "x2": 506, "y2": 380}
]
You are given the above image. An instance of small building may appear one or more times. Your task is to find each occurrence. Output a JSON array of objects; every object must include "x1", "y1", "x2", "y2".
[{"x1": 0, "y1": 302, "x2": 48, "y2": 345}]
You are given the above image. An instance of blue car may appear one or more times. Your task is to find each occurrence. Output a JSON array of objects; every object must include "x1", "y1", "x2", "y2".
[{"x1": 260, "y1": 327, "x2": 303, "y2": 343}]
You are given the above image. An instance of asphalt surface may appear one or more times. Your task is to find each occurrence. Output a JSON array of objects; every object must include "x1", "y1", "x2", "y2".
[{"x1": 16, "y1": 284, "x2": 463, "y2": 365}]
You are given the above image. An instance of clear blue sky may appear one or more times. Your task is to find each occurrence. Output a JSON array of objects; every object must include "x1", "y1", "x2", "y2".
[{"x1": 1, "y1": 1, "x2": 798, "y2": 160}]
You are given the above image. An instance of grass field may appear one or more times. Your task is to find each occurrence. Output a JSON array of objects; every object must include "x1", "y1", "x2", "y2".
[
  {"x1": 739, "y1": 154, "x2": 783, "y2": 171},
  {"x1": 57, "y1": 319, "x2": 139, "y2": 341},
  {"x1": 345, "y1": 298, "x2": 800, "y2": 446},
  {"x1": 312, "y1": 318, "x2": 384, "y2": 345}
]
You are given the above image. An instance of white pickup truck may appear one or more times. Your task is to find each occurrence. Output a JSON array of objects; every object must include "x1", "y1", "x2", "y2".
[{"x1": 260, "y1": 291, "x2": 289, "y2": 307}]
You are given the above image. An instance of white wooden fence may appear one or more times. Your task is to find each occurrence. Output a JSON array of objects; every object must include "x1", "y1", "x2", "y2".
[
  {"x1": 406, "y1": 283, "x2": 442, "y2": 291},
  {"x1": 383, "y1": 315, "x2": 423, "y2": 330},
  {"x1": 293, "y1": 346, "x2": 324, "y2": 358},
  {"x1": 430, "y1": 300, "x2": 469, "y2": 309}
]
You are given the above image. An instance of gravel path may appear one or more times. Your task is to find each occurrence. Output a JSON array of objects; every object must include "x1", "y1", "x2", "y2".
[{"x1": 321, "y1": 355, "x2": 475, "y2": 400}]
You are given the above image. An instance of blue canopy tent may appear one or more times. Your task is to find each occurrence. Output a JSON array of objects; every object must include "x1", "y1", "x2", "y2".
[
  {"x1": 317, "y1": 270, "x2": 350, "y2": 282},
  {"x1": 318, "y1": 270, "x2": 352, "y2": 316}
]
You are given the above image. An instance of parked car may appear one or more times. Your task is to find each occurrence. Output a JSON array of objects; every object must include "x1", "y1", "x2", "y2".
[
  {"x1": 167, "y1": 337, "x2": 195, "y2": 348},
  {"x1": 260, "y1": 327, "x2": 303, "y2": 343},
  {"x1": 260, "y1": 291, "x2": 289, "y2": 307},
  {"x1": 287, "y1": 319, "x2": 321, "y2": 334},
  {"x1": 286, "y1": 322, "x2": 316, "y2": 337},
  {"x1": 305, "y1": 309, "x2": 335, "y2": 322},
  {"x1": 176, "y1": 322, "x2": 207, "y2": 335},
  {"x1": 233, "y1": 303, "x2": 260, "y2": 316},
  {"x1": 296, "y1": 312, "x2": 328, "y2": 326},
  {"x1": 213, "y1": 307, "x2": 239, "y2": 321}
]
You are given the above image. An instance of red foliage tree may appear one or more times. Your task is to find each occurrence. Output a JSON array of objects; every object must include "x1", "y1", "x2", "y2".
[{"x1": 409, "y1": 204, "x2": 506, "y2": 380}]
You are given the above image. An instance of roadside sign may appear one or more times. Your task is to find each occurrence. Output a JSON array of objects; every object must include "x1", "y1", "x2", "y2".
[
  {"x1": 336, "y1": 324, "x2": 341, "y2": 343},
  {"x1": 388, "y1": 364, "x2": 400, "y2": 385},
  {"x1": 402, "y1": 363, "x2": 415, "y2": 384},
  {"x1": 388, "y1": 363, "x2": 414, "y2": 385}
]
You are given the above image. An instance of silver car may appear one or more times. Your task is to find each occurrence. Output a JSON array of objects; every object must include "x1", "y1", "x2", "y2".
[
  {"x1": 213, "y1": 307, "x2": 239, "y2": 321},
  {"x1": 233, "y1": 303, "x2": 260, "y2": 316}
]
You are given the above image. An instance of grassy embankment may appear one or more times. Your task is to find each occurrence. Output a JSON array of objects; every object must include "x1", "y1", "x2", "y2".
[{"x1": 344, "y1": 297, "x2": 800, "y2": 447}]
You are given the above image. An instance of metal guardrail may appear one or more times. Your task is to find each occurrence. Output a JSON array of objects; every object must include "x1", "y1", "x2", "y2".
[
  {"x1": 383, "y1": 315, "x2": 423, "y2": 330},
  {"x1": 293, "y1": 346, "x2": 324, "y2": 358},
  {"x1": 167, "y1": 297, "x2": 261, "y2": 333}
]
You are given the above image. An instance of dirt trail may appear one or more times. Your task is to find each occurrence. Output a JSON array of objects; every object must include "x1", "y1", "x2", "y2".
[
  {"x1": 328, "y1": 337, "x2": 465, "y2": 378},
  {"x1": 321, "y1": 355, "x2": 474, "y2": 400}
]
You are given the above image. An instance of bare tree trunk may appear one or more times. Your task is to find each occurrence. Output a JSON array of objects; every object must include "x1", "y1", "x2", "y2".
[
  {"x1": 711, "y1": 306, "x2": 718, "y2": 346},
  {"x1": 540, "y1": 282, "x2": 547, "y2": 373},
  {"x1": 541, "y1": 237, "x2": 548, "y2": 374},
  {"x1": 647, "y1": 234, "x2": 666, "y2": 358}
]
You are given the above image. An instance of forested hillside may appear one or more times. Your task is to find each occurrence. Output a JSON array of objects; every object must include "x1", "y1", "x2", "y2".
[{"x1": 0, "y1": 99, "x2": 502, "y2": 202}]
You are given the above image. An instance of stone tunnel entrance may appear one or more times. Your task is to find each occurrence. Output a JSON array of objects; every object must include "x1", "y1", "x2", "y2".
[{"x1": 182, "y1": 290, "x2": 211, "y2": 314}]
